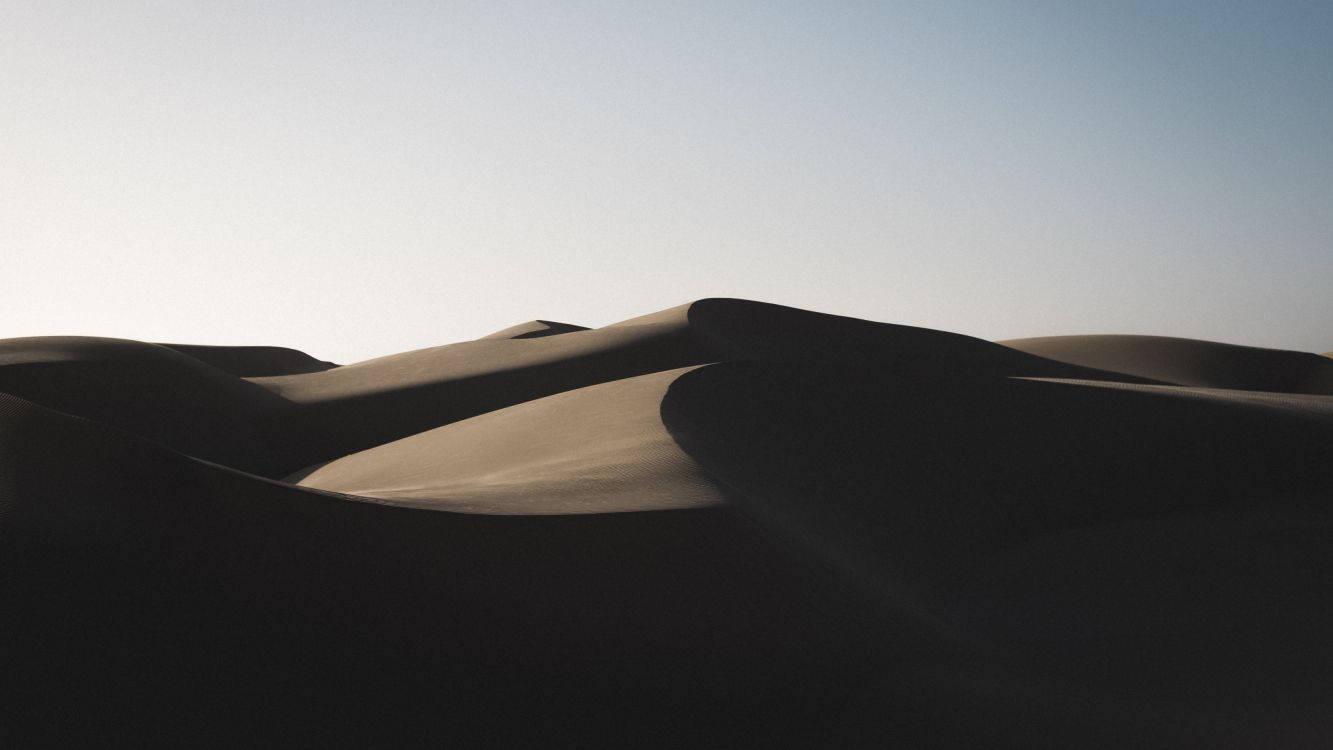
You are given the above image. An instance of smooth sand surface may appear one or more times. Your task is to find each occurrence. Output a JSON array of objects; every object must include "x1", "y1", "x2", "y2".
[
  {"x1": 4, "y1": 299, "x2": 1332, "y2": 748},
  {"x1": 0, "y1": 390, "x2": 883, "y2": 748},
  {"x1": 248, "y1": 299, "x2": 1144, "y2": 476},
  {"x1": 478, "y1": 319, "x2": 590, "y2": 339},
  {"x1": 295, "y1": 366, "x2": 726, "y2": 514},
  {"x1": 0, "y1": 335, "x2": 297, "y2": 474},
  {"x1": 1000, "y1": 333, "x2": 1333, "y2": 394},
  {"x1": 161, "y1": 342, "x2": 338, "y2": 375}
]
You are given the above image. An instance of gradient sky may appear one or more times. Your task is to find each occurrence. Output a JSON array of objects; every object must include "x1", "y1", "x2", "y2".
[{"x1": 4, "y1": 1, "x2": 1330, "y2": 362}]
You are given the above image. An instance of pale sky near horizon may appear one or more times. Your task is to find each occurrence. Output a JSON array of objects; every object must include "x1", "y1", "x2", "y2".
[{"x1": 3, "y1": 1, "x2": 1331, "y2": 362}]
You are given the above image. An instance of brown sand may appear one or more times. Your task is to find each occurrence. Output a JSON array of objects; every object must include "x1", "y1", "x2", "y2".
[
  {"x1": 0, "y1": 335, "x2": 297, "y2": 474},
  {"x1": 478, "y1": 319, "x2": 591, "y2": 339},
  {"x1": 161, "y1": 342, "x2": 339, "y2": 375},
  {"x1": 293, "y1": 366, "x2": 726, "y2": 514},
  {"x1": 1000, "y1": 333, "x2": 1333, "y2": 394},
  {"x1": 3, "y1": 299, "x2": 1331, "y2": 748}
]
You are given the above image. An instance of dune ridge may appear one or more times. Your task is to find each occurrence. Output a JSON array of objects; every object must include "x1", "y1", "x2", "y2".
[
  {"x1": 479, "y1": 319, "x2": 591, "y2": 339},
  {"x1": 3, "y1": 299, "x2": 1331, "y2": 748},
  {"x1": 1000, "y1": 333, "x2": 1333, "y2": 394},
  {"x1": 160, "y1": 342, "x2": 339, "y2": 376},
  {"x1": 293, "y1": 366, "x2": 726, "y2": 514}
]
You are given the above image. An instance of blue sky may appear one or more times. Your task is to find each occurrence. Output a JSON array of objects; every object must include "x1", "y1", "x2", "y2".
[{"x1": 3, "y1": 2, "x2": 1330, "y2": 361}]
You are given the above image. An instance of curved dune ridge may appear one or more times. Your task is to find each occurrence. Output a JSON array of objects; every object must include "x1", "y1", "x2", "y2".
[
  {"x1": 160, "y1": 342, "x2": 339, "y2": 376},
  {"x1": 3, "y1": 298, "x2": 1332, "y2": 748},
  {"x1": 292, "y1": 366, "x2": 727, "y2": 514},
  {"x1": 478, "y1": 319, "x2": 591, "y2": 339}
]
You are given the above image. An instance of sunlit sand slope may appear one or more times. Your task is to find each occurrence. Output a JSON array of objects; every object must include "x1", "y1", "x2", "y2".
[{"x1": 295, "y1": 367, "x2": 726, "y2": 513}]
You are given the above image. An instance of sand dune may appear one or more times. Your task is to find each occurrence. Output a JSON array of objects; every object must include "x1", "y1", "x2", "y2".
[
  {"x1": 664, "y1": 365, "x2": 1332, "y2": 582},
  {"x1": 295, "y1": 366, "x2": 727, "y2": 514},
  {"x1": 479, "y1": 319, "x2": 590, "y2": 339},
  {"x1": 0, "y1": 302, "x2": 1156, "y2": 479},
  {"x1": 161, "y1": 342, "x2": 338, "y2": 375},
  {"x1": 254, "y1": 300, "x2": 1160, "y2": 473},
  {"x1": 0, "y1": 389, "x2": 887, "y2": 748},
  {"x1": 0, "y1": 335, "x2": 297, "y2": 475},
  {"x1": 1000, "y1": 333, "x2": 1333, "y2": 394},
  {"x1": 4, "y1": 299, "x2": 1332, "y2": 747}
]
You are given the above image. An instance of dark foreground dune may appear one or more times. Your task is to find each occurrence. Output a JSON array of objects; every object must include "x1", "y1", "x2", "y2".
[{"x1": 3, "y1": 299, "x2": 1331, "y2": 748}]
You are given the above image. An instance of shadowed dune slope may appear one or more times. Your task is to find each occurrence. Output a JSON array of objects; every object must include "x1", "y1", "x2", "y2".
[
  {"x1": 619, "y1": 299, "x2": 1160, "y2": 381},
  {"x1": 161, "y1": 343, "x2": 338, "y2": 375},
  {"x1": 1000, "y1": 334, "x2": 1333, "y2": 394},
  {"x1": 662, "y1": 363, "x2": 1333, "y2": 587},
  {"x1": 0, "y1": 336, "x2": 297, "y2": 475},
  {"x1": 0, "y1": 390, "x2": 900, "y2": 747},
  {"x1": 661, "y1": 361, "x2": 1333, "y2": 744}
]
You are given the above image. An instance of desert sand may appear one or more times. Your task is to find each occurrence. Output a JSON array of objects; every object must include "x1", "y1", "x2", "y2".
[{"x1": 3, "y1": 299, "x2": 1331, "y2": 748}]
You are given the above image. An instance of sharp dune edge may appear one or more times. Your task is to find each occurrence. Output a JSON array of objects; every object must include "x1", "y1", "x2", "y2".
[{"x1": 3, "y1": 299, "x2": 1331, "y2": 748}]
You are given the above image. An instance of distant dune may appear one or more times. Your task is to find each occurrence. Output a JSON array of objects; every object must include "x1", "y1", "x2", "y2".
[
  {"x1": 160, "y1": 342, "x2": 339, "y2": 376},
  {"x1": 478, "y1": 319, "x2": 591, "y2": 339},
  {"x1": 3, "y1": 299, "x2": 1331, "y2": 748},
  {"x1": 1000, "y1": 334, "x2": 1333, "y2": 394}
]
